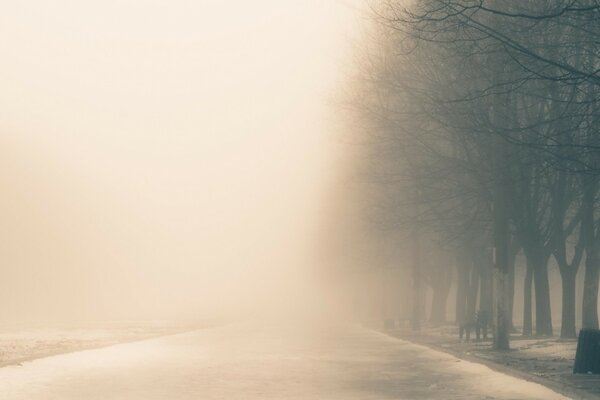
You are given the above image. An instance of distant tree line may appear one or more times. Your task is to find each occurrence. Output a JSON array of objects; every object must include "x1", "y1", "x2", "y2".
[{"x1": 345, "y1": 0, "x2": 600, "y2": 348}]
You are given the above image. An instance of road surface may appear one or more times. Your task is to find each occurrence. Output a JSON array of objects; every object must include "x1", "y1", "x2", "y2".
[{"x1": 0, "y1": 322, "x2": 568, "y2": 399}]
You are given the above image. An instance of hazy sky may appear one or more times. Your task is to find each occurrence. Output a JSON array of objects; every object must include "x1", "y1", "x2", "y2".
[{"x1": 0, "y1": 1, "x2": 359, "y2": 325}]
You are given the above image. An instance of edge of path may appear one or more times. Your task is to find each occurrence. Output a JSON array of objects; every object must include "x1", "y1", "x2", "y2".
[
  {"x1": 381, "y1": 329, "x2": 595, "y2": 400},
  {"x1": 0, "y1": 323, "x2": 225, "y2": 369}
]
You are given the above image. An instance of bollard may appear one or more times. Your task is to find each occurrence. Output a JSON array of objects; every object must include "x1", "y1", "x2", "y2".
[{"x1": 573, "y1": 329, "x2": 600, "y2": 374}]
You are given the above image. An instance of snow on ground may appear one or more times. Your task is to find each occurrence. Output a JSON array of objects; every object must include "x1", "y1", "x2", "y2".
[
  {"x1": 0, "y1": 321, "x2": 193, "y2": 368},
  {"x1": 0, "y1": 322, "x2": 569, "y2": 399},
  {"x1": 511, "y1": 338, "x2": 577, "y2": 360},
  {"x1": 405, "y1": 338, "x2": 570, "y2": 399},
  {"x1": 385, "y1": 323, "x2": 599, "y2": 398},
  {"x1": 409, "y1": 323, "x2": 577, "y2": 360}
]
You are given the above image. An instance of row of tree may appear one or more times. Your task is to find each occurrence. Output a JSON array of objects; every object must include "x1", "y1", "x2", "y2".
[{"x1": 344, "y1": 0, "x2": 600, "y2": 348}]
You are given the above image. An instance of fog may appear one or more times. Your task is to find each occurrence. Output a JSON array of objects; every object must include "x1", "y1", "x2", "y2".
[
  {"x1": 0, "y1": 0, "x2": 359, "y2": 326},
  {"x1": 0, "y1": 2, "x2": 595, "y2": 399}
]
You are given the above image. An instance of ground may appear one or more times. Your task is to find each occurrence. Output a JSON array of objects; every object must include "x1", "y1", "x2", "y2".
[
  {"x1": 0, "y1": 322, "x2": 568, "y2": 399},
  {"x1": 386, "y1": 324, "x2": 600, "y2": 399},
  {"x1": 0, "y1": 321, "x2": 195, "y2": 368}
]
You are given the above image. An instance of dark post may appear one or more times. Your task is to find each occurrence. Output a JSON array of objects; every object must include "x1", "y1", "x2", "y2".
[{"x1": 573, "y1": 329, "x2": 600, "y2": 374}]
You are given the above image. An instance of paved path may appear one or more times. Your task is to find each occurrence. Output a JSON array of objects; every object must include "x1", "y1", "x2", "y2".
[{"x1": 0, "y1": 323, "x2": 568, "y2": 399}]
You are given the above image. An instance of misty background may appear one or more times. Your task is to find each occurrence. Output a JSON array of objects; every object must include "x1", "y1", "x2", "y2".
[{"x1": 0, "y1": 0, "x2": 359, "y2": 326}]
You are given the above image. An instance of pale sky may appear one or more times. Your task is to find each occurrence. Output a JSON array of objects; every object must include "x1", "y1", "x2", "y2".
[{"x1": 0, "y1": 0, "x2": 359, "y2": 325}]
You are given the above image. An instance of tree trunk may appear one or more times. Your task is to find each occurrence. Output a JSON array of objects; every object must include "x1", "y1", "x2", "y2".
[
  {"x1": 532, "y1": 251, "x2": 553, "y2": 336},
  {"x1": 430, "y1": 267, "x2": 451, "y2": 324},
  {"x1": 491, "y1": 131, "x2": 511, "y2": 350},
  {"x1": 583, "y1": 253, "x2": 599, "y2": 329},
  {"x1": 455, "y1": 255, "x2": 469, "y2": 325},
  {"x1": 523, "y1": 260, "x2": 533, "y2": 336},
  {"x1": 560, "y1": 268, "x2": 577, "y2": 338},
  {"x1": 466, "y1": 263, "x2": 480, "y2": 323},
  {"x1": 507, "y1": 250, "x2": 517, "y2": 332},
  {"x1": 411, "y1": 229, "x2": 421, "y2": 331},
  {"x1": 582, "y1": 175, "x2": 599, "y2": 330},
  {"x1": 479, "y1": 250, "x2": 493, "y2": 315}
]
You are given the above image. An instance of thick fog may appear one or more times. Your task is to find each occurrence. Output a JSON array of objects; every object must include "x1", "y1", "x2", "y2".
[{"x1": 0, "y1": 1, "x2": 358, "y2": 326}]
